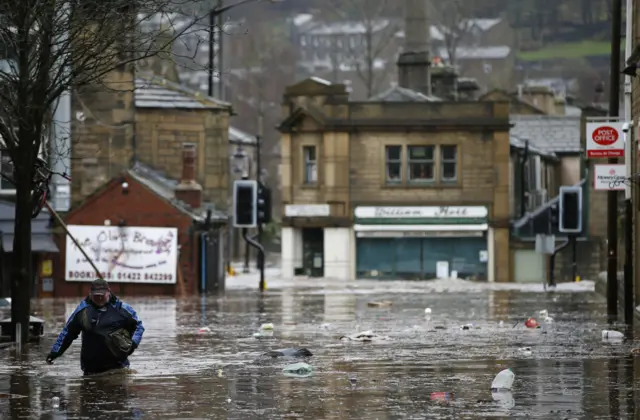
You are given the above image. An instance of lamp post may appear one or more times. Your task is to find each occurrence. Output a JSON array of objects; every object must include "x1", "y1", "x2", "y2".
[
  {"x1": 207, "y1": 0, "x2": 284, "y2": 98},
  {"x1": 232, "y1": 145, "x2": 252, "y2": 273},
  {"x1": 256, "y1": 112, "x2": 264, "y2": 276}
]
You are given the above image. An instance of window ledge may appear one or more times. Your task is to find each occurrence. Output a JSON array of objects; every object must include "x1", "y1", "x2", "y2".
[
  {"x1": 300, "y1": 184, "x2": 320, "y2": 190},
  {"x1": 382, "y1": 182, "x2": 461, "y2": 189}
]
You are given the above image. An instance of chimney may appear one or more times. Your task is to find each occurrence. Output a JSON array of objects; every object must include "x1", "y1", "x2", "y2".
[
  {"x1": 174, "y1": 143, "x2": 202, "y2": 209},
  {"x1": 397, "y1": 0, "x2": 431, "y2": 95}
]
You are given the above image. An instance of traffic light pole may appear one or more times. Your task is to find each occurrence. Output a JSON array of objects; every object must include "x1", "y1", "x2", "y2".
[
  {"x1": 571, "y1": 235, "x2": 577, "y2": 283},
  {"x1": 255, "y1": 114, "x2": 265, "y2": 291},
  {"x1": 243, "y1": 229, "x2": 265, "y2": 290},
  {"x1": 256, "y1": 125, "x2": 264, "y2": 289}
]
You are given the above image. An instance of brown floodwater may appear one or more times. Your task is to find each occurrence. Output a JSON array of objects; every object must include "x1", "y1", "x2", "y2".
[{"x1": 0, "y1": 281, "x2": 638, "y2": 419}]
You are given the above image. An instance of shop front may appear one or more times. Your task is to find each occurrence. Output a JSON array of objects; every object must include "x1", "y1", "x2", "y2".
[
  {"x1": 354, "y1": 206, "x2": 492, "y2": 281},
  {"x1": 281, "y1": 204, "x2": 354, "y2": 280}
]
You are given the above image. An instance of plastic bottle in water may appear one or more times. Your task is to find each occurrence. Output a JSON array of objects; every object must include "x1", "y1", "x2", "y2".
[
  {"x1": 491, "y1": 368, "x2": 514, "y2": 391},
  {"x1": 52, "y1": 396, "x2": 60, "y2": 409},
  {"x1": 602, "y1": 330, "x2": 624, "y2": 340}
]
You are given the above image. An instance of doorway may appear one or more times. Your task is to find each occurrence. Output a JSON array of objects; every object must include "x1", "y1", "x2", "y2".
[{"x1": 300, "y1": 228, "x2": 324, "y2": 277}]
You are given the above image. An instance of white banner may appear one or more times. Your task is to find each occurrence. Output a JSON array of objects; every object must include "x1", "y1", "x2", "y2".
[
  {"x1": 65, "y1": 225, "x2": 178, "y2": 284},
  {"x1": 586, "y1": 122, "x2": 625, "y2": 158},
  {"x1": 593, "y1": 164, "x2": 627, "y2": 190}
]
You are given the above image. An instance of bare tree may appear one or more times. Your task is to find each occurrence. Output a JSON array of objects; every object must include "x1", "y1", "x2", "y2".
[
  {"x1": 323, "y1": 0, "x2": 399, "y2": 98},
  {"x1": 0, "y1": 0, "x2": 211, "y2": 344},
  {"x1": 428, "y1": 0, "x2": 474, "y2": 67}
]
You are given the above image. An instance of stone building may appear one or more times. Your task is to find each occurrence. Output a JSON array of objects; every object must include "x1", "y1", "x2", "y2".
[
  {"x1": 277, "y1": 76, "x2": 511, "y2": 281},
  {"x1": 277, "y1": 0, "x2": 513, "y2": 282},
  {"x1": 72, "y1": 71, "x2": 232, "y2": 209}
]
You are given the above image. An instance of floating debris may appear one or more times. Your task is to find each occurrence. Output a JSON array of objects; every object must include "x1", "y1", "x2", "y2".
[
  {"x1": 491, "y1": 368, "x2": 514, "y2": 391},
  {"x1": 518, "y1": 347, "x2": 532, "y2": 356},
  {"x1": 283, "y1": 362, "x2": 314, "y2": 377},
  {"x1": 367, "y1": 301, "x2": 392, "y2": 308},
  {"x1": 339, "y1": 330, "x2": 390, "y2": 342},
  {"x1": 602, "y1": 330, "x2": 624, "y2": 342}
]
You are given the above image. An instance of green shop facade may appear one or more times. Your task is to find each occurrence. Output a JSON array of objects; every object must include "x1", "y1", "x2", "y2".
[{"x1": 354, "y1": 206, "x2": 491, "y2": 280}]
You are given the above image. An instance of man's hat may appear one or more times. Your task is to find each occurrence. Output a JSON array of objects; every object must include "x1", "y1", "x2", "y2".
[{"x1": 90, "y1": 278, "x2": 110, "y2": 296}]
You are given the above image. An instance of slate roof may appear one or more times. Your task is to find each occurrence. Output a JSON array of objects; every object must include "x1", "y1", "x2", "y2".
[
  {"x1": 510, "y1": 115, "x2": 581, "y2": 154},
  {"x1": 134, "y1": 75, "x2": 231, "y2": 110},
  {"x1": 370, "y1": 85, "x2": 442, "y2": 102},
  {"x1": 128, "y1": 162, "x2": 227, "y2": 223},
  {"x1": 510, "y1": 135, "x2": 557, "y2": 160},
  {"x1": 0, "y1": 201, "x2": 58, "y2": 252},
  {"x1": 229, "y1": 126, "x2": 256, "y2": 146}
]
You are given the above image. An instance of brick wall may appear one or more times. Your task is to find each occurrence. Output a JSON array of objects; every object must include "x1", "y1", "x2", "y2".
[{"x1": 54, "y1": 174, "x2": 197, "y2": 297}]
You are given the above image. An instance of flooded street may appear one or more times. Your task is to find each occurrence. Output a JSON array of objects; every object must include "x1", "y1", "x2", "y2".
[{"x1": 1, "y1": 278, "x2": 639, "y2": 419}]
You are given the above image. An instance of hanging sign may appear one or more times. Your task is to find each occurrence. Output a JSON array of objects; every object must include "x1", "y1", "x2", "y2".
[{"x1": 586, "y1": 122, "x2": 625, "y2": 158}]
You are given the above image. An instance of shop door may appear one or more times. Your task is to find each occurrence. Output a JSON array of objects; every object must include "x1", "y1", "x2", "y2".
[{"x1": 302, "y1": 228, "x2": 324, "y2": 277}]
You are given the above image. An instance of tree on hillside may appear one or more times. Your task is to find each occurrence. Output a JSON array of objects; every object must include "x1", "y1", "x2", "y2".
[
  {"x1": 427, "y1": 0, "x2": 475, "y2": 67},
  {"x1": 0, "y1": 0, "x2": 213, "y2": 344},
  {"x1": 322, "y1": 0, "x2": 399, "y2": 98}
]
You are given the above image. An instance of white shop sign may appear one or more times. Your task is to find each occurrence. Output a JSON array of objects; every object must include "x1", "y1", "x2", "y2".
[
  {"x1": 586, "y1": 122, "x2": 625, "y2": 158},
  {"x1": 593, "y1": 164, "x2": 627, "y2": 191},
  {"x1": 65, "y1": 225, "x2": 178, "y2": 284},
  {"x1": 285, "y1": 204, "x2": 330, "y2": 217},
  {"x1": 354, "y1": 206, "x2": 488, "y2": 218}
]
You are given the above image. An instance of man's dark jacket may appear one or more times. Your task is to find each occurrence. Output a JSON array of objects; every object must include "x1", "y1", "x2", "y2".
[{"x1": 49, "y1": 294, "x2": 144, "y2": 374}]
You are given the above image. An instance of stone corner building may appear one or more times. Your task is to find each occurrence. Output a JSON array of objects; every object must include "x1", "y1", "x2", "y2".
[{"x1": 277, "y1": 75, "x2": 512, "y2": 282}]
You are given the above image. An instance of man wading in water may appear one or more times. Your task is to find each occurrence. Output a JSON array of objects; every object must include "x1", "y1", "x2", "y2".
[{"x1": 47, "y1": 279, "x2": 145, "y2": 375}]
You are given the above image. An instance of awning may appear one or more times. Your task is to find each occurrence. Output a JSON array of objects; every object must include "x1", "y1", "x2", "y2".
[
  {"x1": 354, "y1": 224, "x2": 488, "y2": 238},
  {"x1": 2, "y1": 234, "x2": 59, "y2": 253}
]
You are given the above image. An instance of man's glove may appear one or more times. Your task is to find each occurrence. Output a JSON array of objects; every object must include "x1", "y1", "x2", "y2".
[
  {"x1": 46, "y1": 352, "x2": 57, "y2": 364},
  {"x1": 127, "y1": 343, "x2": 138, "y2": 356}
]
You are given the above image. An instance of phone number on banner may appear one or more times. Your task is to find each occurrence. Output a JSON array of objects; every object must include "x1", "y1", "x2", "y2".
[{"x1": 68, "y1": 271, "x2": 174, "y2": 282}]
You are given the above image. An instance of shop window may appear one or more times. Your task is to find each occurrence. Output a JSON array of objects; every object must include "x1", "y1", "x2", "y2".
[
  {"x1": 440, "y1": 145, "x2": 458, "y2": 182},
  {"x1": 303, "y1": 145, "x2": 317, "y2": 184},
  {"x1": 408, "y1": 145, "x2": 435, "y2": 182},
  {"x1": 385, "y1": 145, "x2": 402, "y2": 183}
]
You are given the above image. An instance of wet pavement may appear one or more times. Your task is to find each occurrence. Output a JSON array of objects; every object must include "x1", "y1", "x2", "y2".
[{"x1": 1, "y1": 278, "x2": 639, "y2": 419}]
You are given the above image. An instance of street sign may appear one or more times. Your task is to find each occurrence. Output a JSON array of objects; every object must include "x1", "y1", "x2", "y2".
[
  {"x1": 586, "y1": 122, "x2": 625, "y2": 158},
  {"x1": 593, "y1": 164, "x2": 627, "y2": 190}
]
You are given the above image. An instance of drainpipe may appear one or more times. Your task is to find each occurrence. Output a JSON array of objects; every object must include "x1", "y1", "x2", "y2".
[{"x1": 519, "y1": 140, "x2": 530, "y2": 218}]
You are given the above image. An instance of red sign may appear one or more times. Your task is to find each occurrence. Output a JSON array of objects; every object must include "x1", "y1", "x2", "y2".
[
  {"x1": 587, "y1": 149, "x2": 624, "y2": 158},
  {"x1": 592, "y1": 126, "x2": 619, "y2": 145},
  {"x1": 586, "y1": 122, "x2": 625, "y2": 158}
]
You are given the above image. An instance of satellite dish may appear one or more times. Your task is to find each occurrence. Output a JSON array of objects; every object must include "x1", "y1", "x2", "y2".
[{"x1": 75, "y1": 111, "x2": 86, "y2": 122}]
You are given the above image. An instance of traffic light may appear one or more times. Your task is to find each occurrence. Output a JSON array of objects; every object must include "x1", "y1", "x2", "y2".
[
  {"x1": 233, "y1": 180, "x2": 257, "y2": 228},
  {"x1": 559, "y1": 186, "x2": 582, "y2": 234},
  {"x1": 257, "y1": 183, "x2": 272, "y2": 224}
]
